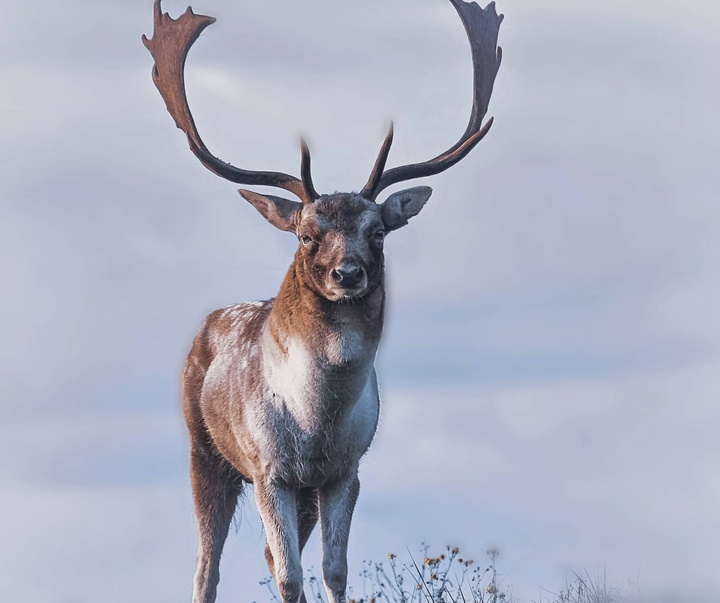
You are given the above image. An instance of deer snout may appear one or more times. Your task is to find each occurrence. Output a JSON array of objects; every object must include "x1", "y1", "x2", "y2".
[{"x1": 331, "y1": 263, "x2": 364, "y2": 288}]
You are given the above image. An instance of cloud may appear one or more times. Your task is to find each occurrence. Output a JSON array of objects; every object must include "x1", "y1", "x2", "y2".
[{"x1": 363, "y1": 357, "x2": 720, "y2": 599}]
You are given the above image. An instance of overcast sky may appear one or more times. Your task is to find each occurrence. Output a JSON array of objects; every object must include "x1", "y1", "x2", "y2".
[{"x1": 1, "y1": 0, "x2": 719, "y2": 601}]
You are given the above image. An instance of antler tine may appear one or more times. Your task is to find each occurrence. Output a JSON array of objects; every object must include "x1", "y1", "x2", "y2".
[
  {"x1": 300, "y1": 138, "x2": 320, "y2": 203},
  {"x1": 142, "y1": 0, "x2": 314, "y2": 203},
  {"x1": 360, "y1": 123, "x2": 394, "y2": 200},
  {"x1": 368, "y1": 0, "x2": 503, "y2": 200}
]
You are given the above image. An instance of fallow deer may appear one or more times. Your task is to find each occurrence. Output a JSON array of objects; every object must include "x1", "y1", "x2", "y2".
[{"x1": 143, "y1": 1, "x2": 503, "y2": 601}]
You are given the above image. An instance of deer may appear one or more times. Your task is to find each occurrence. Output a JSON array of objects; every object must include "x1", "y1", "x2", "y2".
[{"x1": 142, "y1": 1, "x2": 502, "y2": 601}]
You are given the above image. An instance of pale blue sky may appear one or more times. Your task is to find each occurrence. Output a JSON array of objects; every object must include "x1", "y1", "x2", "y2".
[{"x1": 1, "y1": 0, "x2": 719, "y2": 601}]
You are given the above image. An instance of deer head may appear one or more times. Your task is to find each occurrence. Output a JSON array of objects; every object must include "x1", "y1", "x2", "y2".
[
  {"x1": 239, "y1": 187, "x2": 431, "y2": 301},
  {"x1": 142, "y1": 0, "x2": 503, "y2": 302}
]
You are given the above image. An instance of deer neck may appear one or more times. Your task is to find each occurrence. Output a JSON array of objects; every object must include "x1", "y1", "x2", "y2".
[
  {"x1": 261, "y1": 258, "x2": 384, "y2": 417},
  {"x1": 269, "y1": 259, "x2": 384, "y2": 366}
]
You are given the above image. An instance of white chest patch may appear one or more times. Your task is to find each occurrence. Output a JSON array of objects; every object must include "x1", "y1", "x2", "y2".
[
  {"x1": 325, "y1": 328, "x2": 364, "y2": 366},
  {"x1": 263, "y1": 334, "x2": 313, "y2": 416}
]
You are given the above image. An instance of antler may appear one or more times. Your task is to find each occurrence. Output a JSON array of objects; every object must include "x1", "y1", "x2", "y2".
[
  {"x1": 361, "y1": 0, "x2": 503, "y2": 201},
  {"x1": 142, "y1": 0, "x2": 318, "y2": 204}
]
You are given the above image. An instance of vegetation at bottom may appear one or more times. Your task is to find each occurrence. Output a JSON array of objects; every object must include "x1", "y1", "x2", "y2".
[{"x1": 257, "y1": 546, "x2": 631, "y2": 603}]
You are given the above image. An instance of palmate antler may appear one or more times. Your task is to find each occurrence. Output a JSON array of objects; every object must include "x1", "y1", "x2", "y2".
[
  {"x1": 141, "y1": 0, "x2": 317, "y2": 204},
  {"x1": 361, "y1": 0, "x2": 503, "y2": 200},
  {"x1": 142, "y1": 0, "x2": 503, "y2": 203}
]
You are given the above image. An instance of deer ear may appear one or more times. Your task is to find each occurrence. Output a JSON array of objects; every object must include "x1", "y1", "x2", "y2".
[
  {"x1": 238, "y1": 189, "x2": 302, "y2": 233},
  {"x1": 379, "y1": 186, "x2": 433, "y2": 232}
]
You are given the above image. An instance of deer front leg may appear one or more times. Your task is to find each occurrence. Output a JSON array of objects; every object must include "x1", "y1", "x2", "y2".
[
  {"x1": 319, "y1": 474, "x2": 360, "y2": 603},
  {"x1": 265, "y1": 488, "x2": 319, "y2": 603},
  {"x1": 255, "y1": 479, "x2": 304, "y2": 603}
]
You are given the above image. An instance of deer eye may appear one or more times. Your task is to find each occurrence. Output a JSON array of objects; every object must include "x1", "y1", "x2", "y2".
[
  {"x1": 372, "y1": 229, "x2": 385, "y2": 242},
  {"x1": 299, "y1": 235, "x2": 313, "y2": 246}
]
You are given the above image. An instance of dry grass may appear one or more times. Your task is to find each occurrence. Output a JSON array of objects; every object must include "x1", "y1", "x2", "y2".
[{"x1": 256, "y1": 546, "x2": 632, "y2": 603}]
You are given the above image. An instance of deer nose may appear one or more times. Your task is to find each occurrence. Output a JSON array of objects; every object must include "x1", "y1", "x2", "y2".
[{"x1": 331, "y1": 263, "x2": 363, "y2": 288}]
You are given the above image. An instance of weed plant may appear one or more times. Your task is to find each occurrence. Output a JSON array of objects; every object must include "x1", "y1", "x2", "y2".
[{"x1": 256, "y1": 546, "x2": 628, "y2": 603}]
